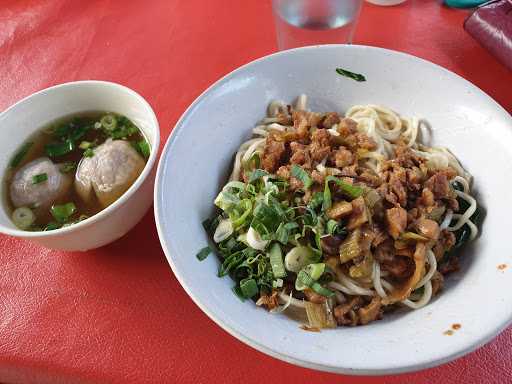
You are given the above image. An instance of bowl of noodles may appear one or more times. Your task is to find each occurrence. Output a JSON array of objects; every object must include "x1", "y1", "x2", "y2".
[{"x1": 154, "y1": 45, "x2": 512, "y2": 374}]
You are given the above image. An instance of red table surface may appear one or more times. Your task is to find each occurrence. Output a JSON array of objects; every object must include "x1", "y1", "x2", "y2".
[{"x1": 0, "y1": 1, "x2": 511, "y2": 383}]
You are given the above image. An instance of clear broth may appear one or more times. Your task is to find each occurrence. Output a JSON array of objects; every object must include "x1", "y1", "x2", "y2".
[{"x1": 2, "y1": 111, "x2": 148, "y2": 231}]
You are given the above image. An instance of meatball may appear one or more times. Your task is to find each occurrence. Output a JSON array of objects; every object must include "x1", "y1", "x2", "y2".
[
  {"x1": 75, "y1": 139, "x2": 145, "y2": 207},
  {"x1": 10, "y1": 157, "x2": 72, "y2": 210}
]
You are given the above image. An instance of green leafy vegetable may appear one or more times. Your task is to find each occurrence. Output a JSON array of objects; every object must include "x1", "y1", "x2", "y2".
[
  {"x1": 291, "y1": 164, "x2": 312, "y2": 190},
  {"x1": 10, "y1": 142, "x2": 33, "y2": 168},
  {"x1": 32, "y1": 173, "x2": 48, "y2": 184},
  {"x1": 196, "y1": 246, "x2": 212, "y2": 261},
  {"x1": 50, "y1": 202, "x2": 76, "y2": 223},
  {"x1": 335, "y1": 67, "x2": 366, "y2": 82}
]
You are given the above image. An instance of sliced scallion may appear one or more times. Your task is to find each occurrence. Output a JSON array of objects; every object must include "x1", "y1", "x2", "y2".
[
  {"x1": 248, "y1": 169, "x2": 268, "y2": 184},
  {"x1": 83, "y1": 148, "x2": 94, "y2": 158},
  {"x1": 296, "y1": 269, "x2": 334, "y2": 297},
  {"x1": 100, "y1": 114, "x2": 117, "y2": 131},
  {"x1": 335, "y1": 67, "x2": 366, "y2": 82},
  {"x1": 32, "y1": 173, "x2": 48, "y2": 184},
  {"x1": 45, "y1": 139, "x2": 74, "y2": 157},
  {"x1": 79, "y1": 141, "x2": 92, "y2": 149},
  {"x1": 12, "y1": 207, "x2": 35, "y2": 230},
  {"x1": 268, "y1": 242, "x2": 286, "y2": 278},
  {"x1": 136, "y1": 139, "x2": 150, "y2": 159},
  {"x1": 196, "y1": 246, "x2": 212, "y2": 261},
  {"x1": 44, "y1": 222, "x2": 62, "y2": 231},
  {"x1": 50, "y1": 202, "x2": 76, "y2": 223},
  {"x1": 291, "y1": 164, "x2": 312, "y2": 190},
  {"x1": 240, "y1": 278, "x2": 258, "y2": 298},
  {"x1": 323, "y1": 176, "x2": 363, "y2": 211}
]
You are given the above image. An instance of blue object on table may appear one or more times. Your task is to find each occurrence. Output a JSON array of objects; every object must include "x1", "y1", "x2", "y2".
[{"x1": 445, "y1": 0, "x2": 487, "y2": 8}]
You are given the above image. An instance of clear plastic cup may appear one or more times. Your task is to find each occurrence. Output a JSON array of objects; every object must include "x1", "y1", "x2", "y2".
[{"x1": 272, "y1": 0, "x2": 363, "y2": 51}]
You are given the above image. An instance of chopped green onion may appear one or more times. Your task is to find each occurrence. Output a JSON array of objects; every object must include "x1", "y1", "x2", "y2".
[
  {"x1": 240, "y1": 278, "x2": 258, "y2": 298},
  {"x1": 307, "y1": 192, "x2": 324, "y2": 210},
  {"x1": 229, "y1": 199, "x2": 252, "y2": 228},
  {"x1": 214, "y1": 191, "x2": 240, "y2": 211},
  {"x1": 83, "y1": 148, "x2": 94, "y2": 158},
  {"x1": 44, "y1": 222, "x2": 62, "y2": 231},
  {"x1": 323, "y1": 176, "x2": 363, "y2": 211},
  {"x1": 54, "y1": 123, "x2": 72, "y2": 138},
  {"x1": 275, "y1": 222, "x2": 299, "y2": 244},
  {"x1": 248, "y1": 169, "x2": 269, "y2": 183},
  {"x1": 253, "y1": 197, "x2": 287, "y2": 234},
  {"x1": 326, "y1": 219, "x2": 338, "y2": 235},
  {"x1": 196, "y1": 246, "x2": 212, "y2": 261},
  {"x1": 296, "y1": 270, "x2": 334, "y2": 297},
  {"x1": 232, "y1": 285, "x2": 246, "y2": 302},
  {"x1": 335, "y1": 67, "x2": 366, "y2": 82},
  {"x1": 10, "y1": 142, "x2": 33, "y2": 168},
  {"x1": 291, "y1": 164, "x2": 312, "y2": 190},
  {"x1": 268, "y1": 243, "x2": 286, "y2": 278},
  {"x1": 306, "y1": 263, "x2": 325, "y2": 280},
  {"x1": 79, "y1": 141, "x2": 92, "y2": 149},
  {"x1": 136, "y1": 139, "x2": 150, "y2": 159},
  {"x1": 100, "y1": 114, "x2": 117, "y2": 131},
  {"x1": 69, "y1": 124, "x2": 90, "y2": 141},
  {"x1": 59, "y1": 162, "x2": 77, "y2": 173},
  {"x1": 32, "y1": 173, "x2": 48, "y2": 184},
  {"x1": 12, "y1": 207, "x2": 35, "y2": 230},
  {"x1": 202, "y1": 216, "x2": 220, "y2": 236},
  {"x1": 284, "y1": 246, "x2": 318, "y2": 272},
  {"x1": 50, "y1": 202, "x2": 76, "y2": 223},
  {"x1": 244, "y1": 152, "x2": 260, "y2": 171},
  {"x1": 45, "y1": 139, "x2": 74, "y2": 157},
  {"x1": 295, "y1": 263, "x2": 325, "y2": 291}
]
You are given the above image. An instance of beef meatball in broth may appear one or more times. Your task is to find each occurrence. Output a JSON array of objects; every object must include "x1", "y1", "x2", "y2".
[
  {"x1": 10, "y1": 157, "x2": 72, "y2": 210},
  {"x1": 75, "y1": 139, "x2": 145, "y2": 207}
]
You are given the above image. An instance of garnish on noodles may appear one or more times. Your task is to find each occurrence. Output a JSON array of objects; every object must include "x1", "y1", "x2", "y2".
[{"x1": 199, "y1": 95, "x2": 481, "y2": 328}]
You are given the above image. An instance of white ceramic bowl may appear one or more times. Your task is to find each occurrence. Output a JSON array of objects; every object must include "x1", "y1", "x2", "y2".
[
  {"x1": 0, "y1": 81, "x2": 160, "y2": 251},
  {"x1": 154, "y1": 45, "x2": 512, "y2": 374}
]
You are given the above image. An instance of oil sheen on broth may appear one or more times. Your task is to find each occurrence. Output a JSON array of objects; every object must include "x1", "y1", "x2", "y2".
[{"x1": 2, "y1": 112, "x2": 150, "y2": 231}]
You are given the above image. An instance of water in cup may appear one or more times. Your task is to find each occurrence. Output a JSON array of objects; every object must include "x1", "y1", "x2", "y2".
[{"x1": 272, "y1": 0, "x2": 363, "y2": 50}]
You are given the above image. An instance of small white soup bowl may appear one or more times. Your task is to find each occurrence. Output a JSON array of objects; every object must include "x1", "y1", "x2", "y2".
[{"x1": 0, "y1": 81, "x2": 160, "y2": 251}]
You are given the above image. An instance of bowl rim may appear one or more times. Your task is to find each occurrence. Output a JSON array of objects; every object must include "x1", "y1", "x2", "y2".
[
  {"x1": 154, "y1": 44, "x2": 512, "y2": 375},
  {"x1": 0, "y1": 80, "x2": 160, "y2": 238}
]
